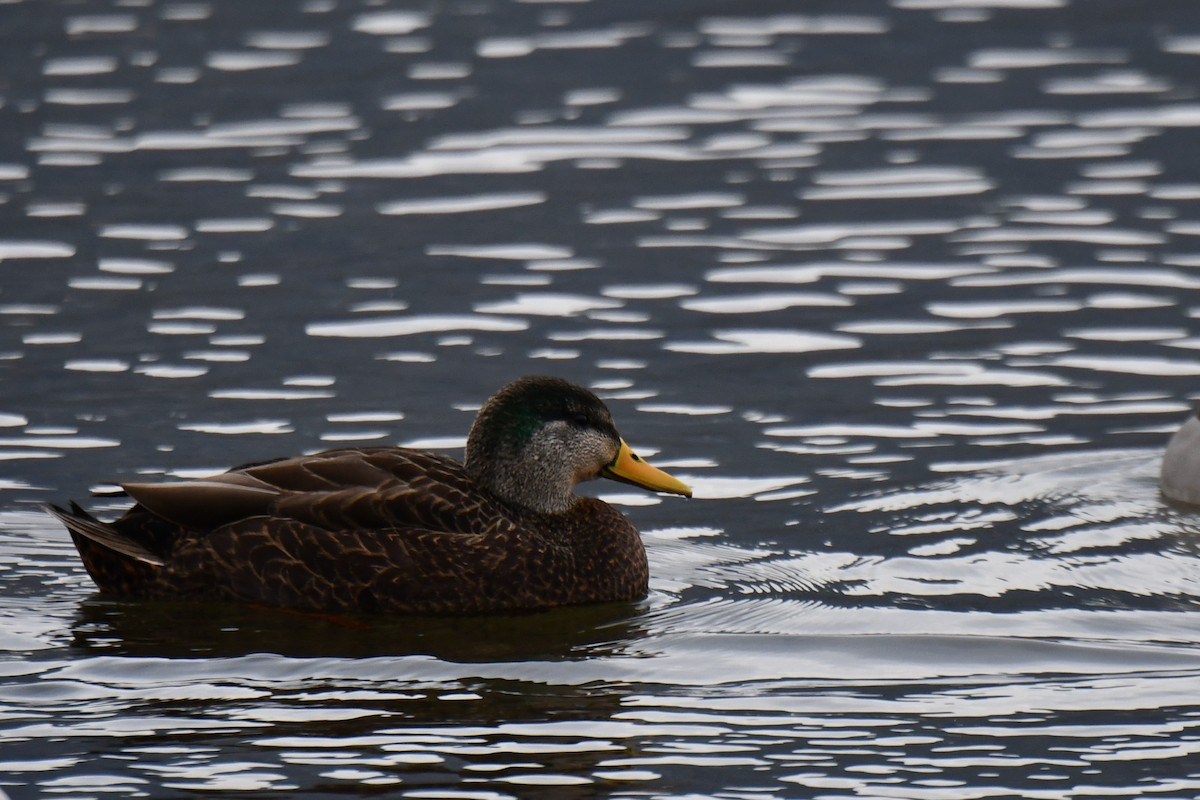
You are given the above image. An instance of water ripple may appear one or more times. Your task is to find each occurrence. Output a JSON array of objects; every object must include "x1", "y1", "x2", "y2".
[{"x1": 6, "y1": 0, "x2": 1200, "y2": 796}]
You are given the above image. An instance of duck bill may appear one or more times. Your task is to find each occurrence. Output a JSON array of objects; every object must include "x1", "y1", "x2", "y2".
[{"x1": 602, "y1": 439, "x2": 692, "y2": 498}]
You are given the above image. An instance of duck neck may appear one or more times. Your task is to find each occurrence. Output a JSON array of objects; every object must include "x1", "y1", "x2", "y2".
[{"x1": 467, "y1": 454, "x2": 576, "y2": 516}]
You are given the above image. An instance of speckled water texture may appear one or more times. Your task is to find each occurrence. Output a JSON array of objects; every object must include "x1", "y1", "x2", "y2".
[{"x1": 4, "y1": 0, "x2": 1200, "y2": 797}]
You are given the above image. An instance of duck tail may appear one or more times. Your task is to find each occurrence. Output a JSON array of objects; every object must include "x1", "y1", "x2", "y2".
[{"x1": 45, "y1": 502, "x2": 166, "y2": 567}]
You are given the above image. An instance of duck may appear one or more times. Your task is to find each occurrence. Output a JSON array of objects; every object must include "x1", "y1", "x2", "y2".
[
  {"x1": 47, "y1": 376, "x2": 692, "y2": 614},
  {"x1": 1161, "y1": 409, "x2": 1200, "y2": 505}
]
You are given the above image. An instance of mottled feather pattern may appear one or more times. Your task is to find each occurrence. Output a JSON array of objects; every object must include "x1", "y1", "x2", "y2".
[
  {"x1": 55, "y1": 448, "x2": 648, "y2": 614},
  {"x1": 49, "y1": 377, "x2": 688, "y2": 615}
]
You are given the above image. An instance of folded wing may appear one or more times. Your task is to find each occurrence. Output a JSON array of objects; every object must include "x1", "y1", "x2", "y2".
[{"x1": 122, "y1": 447, "x2": 510, "y2": 536}]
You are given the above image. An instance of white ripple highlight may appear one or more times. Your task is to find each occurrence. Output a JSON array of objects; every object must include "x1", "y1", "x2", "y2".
[
  {"x1": 378, "y1": 192, "x2": 546, "y2": 215},
  {"x1": 474, "y1": 293, "x2": 622, "y2": 317},
  {"x1": 803, "y1": 167, "x2": 994, "y2": 200},
  {"x1": 681, "y1": 293, "x2": 850, "y2": 313},
  {"x1": 307, "y1": 315, "x2": 527, "y2": 338},
  {"x1": 667, "y1": 330, "x2": 860, "y2": 355},
  {"x1": 0, "y1": 241, "x2": 76, "y2": 260},
  {"x1": 179, "y1": 420, "x2": 295, "y2": 435}
]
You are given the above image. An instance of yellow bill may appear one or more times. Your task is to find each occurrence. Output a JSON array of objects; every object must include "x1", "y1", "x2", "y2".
[{"x1": 602, "y1": 439, "x2": 692, "y2": 497}]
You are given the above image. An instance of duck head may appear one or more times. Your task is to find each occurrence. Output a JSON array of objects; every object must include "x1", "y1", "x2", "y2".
[{"x1": 465, "y1": 376, "x2": 692, "y2": 515}]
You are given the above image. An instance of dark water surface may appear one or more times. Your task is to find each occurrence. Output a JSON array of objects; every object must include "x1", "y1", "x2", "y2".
[{"x1": 4, "y1": 0, "x2": 1200, "y2": 797}]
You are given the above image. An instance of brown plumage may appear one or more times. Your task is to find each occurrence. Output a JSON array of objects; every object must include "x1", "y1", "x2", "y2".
[{"x1": 47, "y1": 376, "x2": 692, "y2": 614}]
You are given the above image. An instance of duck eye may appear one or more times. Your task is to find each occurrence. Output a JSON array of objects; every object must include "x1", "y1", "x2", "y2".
[{"x1": 572, "y1": 414, "x2": 590, "y2": 427}]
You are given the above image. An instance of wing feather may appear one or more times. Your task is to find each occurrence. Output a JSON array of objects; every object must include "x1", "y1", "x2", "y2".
[{"x1": 119, "y1": 447, "x2": 513, "y2": 536}]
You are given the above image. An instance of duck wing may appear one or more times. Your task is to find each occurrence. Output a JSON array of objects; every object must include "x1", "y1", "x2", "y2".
[
  {"x1": 55, "y1": 447, "x2": 534, "y2": 609},
  {"x1": 122, "y1": 447, "x2": 509, "y2": 536}
]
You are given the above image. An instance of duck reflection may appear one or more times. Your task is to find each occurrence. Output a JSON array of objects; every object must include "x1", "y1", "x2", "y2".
[
  {"x1": 69, "y1": 596, "x2": 651, "y2": 662},
  {"x1": 66, "y1": 598, "x2": 656, "y2": 797}
]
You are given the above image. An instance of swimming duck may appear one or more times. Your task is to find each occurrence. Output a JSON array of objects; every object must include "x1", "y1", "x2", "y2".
[
  {"x1": 47, "y1": 376, "x2": 692, "y2": 614},
  {"x1": 1161, "y1": 409, "x2": 1200, "y2": 505}
]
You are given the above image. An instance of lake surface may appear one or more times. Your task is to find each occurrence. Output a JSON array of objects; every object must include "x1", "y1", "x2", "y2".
[{"x1": 3, "y1": 0, "x2": 1200, "y2": 796}]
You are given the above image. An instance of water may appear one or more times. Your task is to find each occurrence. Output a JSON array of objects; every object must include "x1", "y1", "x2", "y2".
[{"x1": 3, "y1": 0, "x2": 1200, "y2": 796}]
